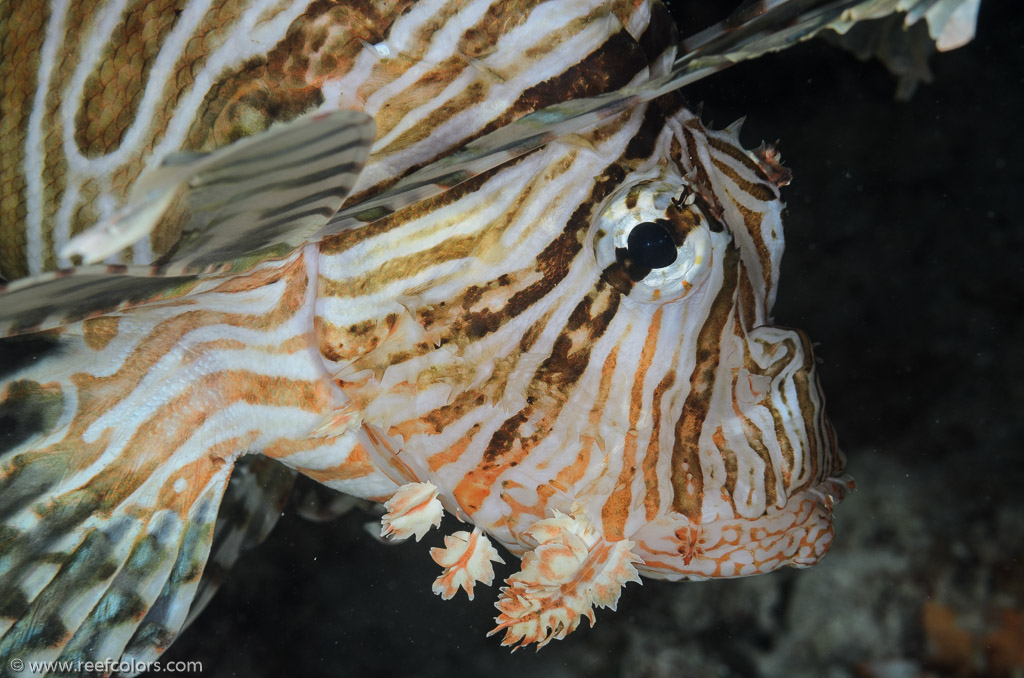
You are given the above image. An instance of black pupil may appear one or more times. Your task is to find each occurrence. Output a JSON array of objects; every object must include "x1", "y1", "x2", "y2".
[{"x1": 627, "y1": 221, "x2": 677, "y2": 270}]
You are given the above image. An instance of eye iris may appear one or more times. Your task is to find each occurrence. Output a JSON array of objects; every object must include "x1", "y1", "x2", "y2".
[{"x1": 627, "y1": 221, "x2": 677, "y2": 270}]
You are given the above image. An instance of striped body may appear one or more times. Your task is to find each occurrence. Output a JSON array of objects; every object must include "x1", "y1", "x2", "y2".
[{"x1": 0, "y1": 0, "x2": 852, "y2": 667}]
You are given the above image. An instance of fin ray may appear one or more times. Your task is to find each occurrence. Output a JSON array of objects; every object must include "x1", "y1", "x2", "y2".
[
  {"x1": 315, "y1": 0, "x2": 977, "y2": 242},
  {"x1": 61, "y1": 110, "x2": 374, "y2": 271},
  {"x1": 0, "y1": 465, "x2": 231, "y2": 672},
  {"x1": 182, "y1": 456, "x2": 296, "y2": 631},
  {"x1": 0, "y1": 267, "x2": 199, "y2": 338}
]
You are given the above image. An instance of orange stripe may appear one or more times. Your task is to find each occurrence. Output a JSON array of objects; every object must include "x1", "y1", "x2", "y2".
[
  {"x1": 602, "y1": 309, "x2": 661, "y2": 538},
  {"x1": 642, "y1": 370, "x2": 674, "y2": 521},
  {"x1": 453, "y1": 417, "x2": 530, "y2": 516},
  {"x1": 426, "y1": 424, "x2": 480, "y2": 472}
]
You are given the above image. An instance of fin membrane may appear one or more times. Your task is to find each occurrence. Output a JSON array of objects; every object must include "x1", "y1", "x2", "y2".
[
  {"x1": 0, "y1": 268, "x2": 199, "y2": 338},
  {"x1": 0, "y1": 110, "x2": 374, "y2": 338},
  {"x1": 183, "y1": 456, "x2": 297, "y2": 630},
  {"x1": 162, "y1": 110, "x2": 374, "y2": 273},
  {"x1": 0, "y1": 349, "x2": 234, "y2": 670},
  {"x1": 0, "y1": 465, "x2": 231, "y2": 671},
  {"x1": 63, "y1": 109, "x2": 374, "y2": 273}
]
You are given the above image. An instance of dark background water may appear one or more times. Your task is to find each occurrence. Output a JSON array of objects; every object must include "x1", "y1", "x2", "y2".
[{"x1": 162, "y1": 2, "x2": 1023, "y2": 676}]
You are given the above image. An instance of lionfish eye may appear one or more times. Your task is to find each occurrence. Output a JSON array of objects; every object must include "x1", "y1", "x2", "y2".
[
  {"x1": 625, "y1": 220, "x2": 678, "y2": 272},
  {"x1": 592, "y1": 180, "x2": 718, "y2": 303}
]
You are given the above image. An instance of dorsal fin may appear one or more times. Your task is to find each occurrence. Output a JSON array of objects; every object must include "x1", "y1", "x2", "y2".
[{"x1": 317, "y1": 0, "x2": 977, "y2": 240}]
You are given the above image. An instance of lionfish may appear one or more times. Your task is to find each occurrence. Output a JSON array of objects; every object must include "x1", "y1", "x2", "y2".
[{"x1": 0, "y1": 0, "x2": 978, "y2": 671}]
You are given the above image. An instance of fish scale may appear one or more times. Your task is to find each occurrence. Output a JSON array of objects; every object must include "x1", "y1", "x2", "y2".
[{"x1": 0, "y1": 0, "x2": 979, "y2": 672}]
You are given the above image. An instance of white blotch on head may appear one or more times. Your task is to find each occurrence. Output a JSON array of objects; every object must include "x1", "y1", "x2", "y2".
[{"x1": 174, "y1": 478, "x2": 187, "y2": 494}]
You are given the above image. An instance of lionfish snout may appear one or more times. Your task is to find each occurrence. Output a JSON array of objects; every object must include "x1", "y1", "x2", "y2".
[{"x1": 626, "y1": 320, "x2": 847, "y2": 580}]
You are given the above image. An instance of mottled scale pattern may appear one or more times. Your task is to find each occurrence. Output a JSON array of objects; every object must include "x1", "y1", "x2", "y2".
[{"x1": 0, "y1": 0, "x2": 856, "y2": 669}]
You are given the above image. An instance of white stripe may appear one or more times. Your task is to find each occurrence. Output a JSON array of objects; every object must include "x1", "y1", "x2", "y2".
[
  {"x1": 53, "y1": 0, "x2": 131, "y2": 262},
  {"x1": 359, "y1": 1, "x2": 621, "y2": 190},
  {"x1": 53, "y1": 180, "x2": 80, "y2": 269},
  {"x1": 363, "y1": 0, "x2": 494, "y2": 134}
]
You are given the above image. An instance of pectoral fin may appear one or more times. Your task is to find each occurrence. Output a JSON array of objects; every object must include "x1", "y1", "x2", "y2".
[
  {"x1": 0, "y1": 110, "x2": 375, "y2": 338},
  {"x1": 0, "y1": 267, "x2": 199, "y2": 338},
  {"x1": 0, "y1": 450, "x2": 232, "y2": 672},
  {"x1": 182, "y1": 456, "x2": 297, "y2": 632},
  {"x1": 62, "y1": 109, "x2": 374, "y2": 272}
]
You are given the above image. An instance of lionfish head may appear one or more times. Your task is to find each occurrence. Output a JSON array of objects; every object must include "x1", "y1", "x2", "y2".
[{"x1": 317, "y1": 91, "x2": 849, "y2": 641}]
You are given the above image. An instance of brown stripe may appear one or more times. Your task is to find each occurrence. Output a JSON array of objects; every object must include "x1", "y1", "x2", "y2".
[
  {"x1": 636, "y1": 0, "x2": 678, "y2": 64},
  {"x1": 642, "y1": 370, "x2": 674, "y2": 520},
  {"x1": 682, "y1": 126, "x2": 713, "y2": 202},
  {"x1": 82, "y1": 317, "x2": 121, "y2": 351},
  {"x1": 353, "y1": 0, "x2": 460, "y2": 109},
  {"x1": 403, "y1": 163, "x2": 627, "y2": 353},
  {"x1": 789, "y1": 329, "x2": 825, "y2": 495},
  {"x1": 321, "y1": 150, "x2": 533, "y2": 257},
  {"x1": 376, "y1": 22, "x2": 646, "y2": 162},
  {"x1": 709, "y1": 155, "x2": 776, "y2": 203},
  {"x1": 74, "y1": 0, "x2": 186, "y2": 157},
  {"x1": 736, "y1": 258, "x2": 759, "y2": 332},
  {"x1": 0, "y1": 0, "x2": 49, "y2": 279},
  {"x1": 374, "y1": 55, "x2": 472, "y2": 145},
  {"x1": 708, "y1": 135, "x2": 774, "y2": 185},
  {"x1": 317, "y1": 148, "x2": 562, "y2": 300},
  {"x1": 396, "y1": 307, "x2": 554, "y2": 474},
  {"x1": 553, "y1": 339, "x2": 619, "y2": 488},
  {"x1": 730, "y1": 369, "x2": 779, "y2": 509},
  {"x1": 455, "y1": 279, "x2": 624, "y2": 515},
  {"x1": 624, "y1": 99, "x2": 671, "y2": 162},
  {"x1": 743, "y1": 329, "x2": 800, "y2": 490},
  {"x1": 669, "y1": 245, "x2": 740, "y2": 519},
  {"x1": 462, "y1": 0, "x2": 548, "y2": 59}
]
